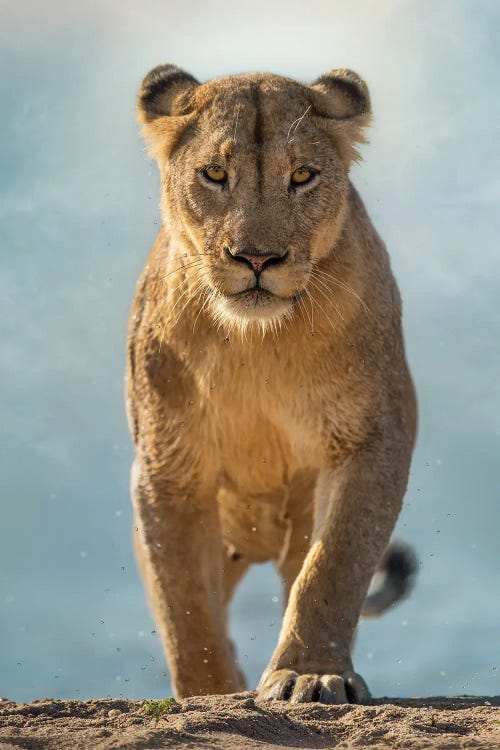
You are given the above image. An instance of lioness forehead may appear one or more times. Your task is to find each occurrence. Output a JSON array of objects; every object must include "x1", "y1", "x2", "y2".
[
  {"x1": 195, "y1": 72, "x2": 309, "y2": 106},
  {"x1": 190, "y1": 74, "x2": 317, "y2": 149},
  {"x1": 139, "y1": 65, "x2": 371, "y2": 164}
]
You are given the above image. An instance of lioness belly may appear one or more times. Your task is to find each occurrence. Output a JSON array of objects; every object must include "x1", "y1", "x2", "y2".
[
  {"x1": 217, "y1": 485, "x2": 289, "y2": 562},
  {"x1": 213, "y1": 406, "x2": 317, "y2": 562},
  {"x1": 214, "y1": 410, "x2": 288, "y2": 561}
]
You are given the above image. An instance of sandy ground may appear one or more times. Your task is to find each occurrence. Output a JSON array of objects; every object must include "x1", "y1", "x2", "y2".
[{"x1": 0, "y1": 692, "x2": 498, "y2": 749}]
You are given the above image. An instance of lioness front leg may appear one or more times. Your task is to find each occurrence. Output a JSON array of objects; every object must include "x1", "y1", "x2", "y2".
[
  {"x1": 131, "y1": 459, "x2": 244, "y2": 698},
  {"x1": 258, "y1": 429, "x2": 412, "y2": 704}
]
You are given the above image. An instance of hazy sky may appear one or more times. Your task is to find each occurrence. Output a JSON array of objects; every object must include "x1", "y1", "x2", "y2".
[{"x1": 1, "y1": 0, "x2": 498, "y2": 701}]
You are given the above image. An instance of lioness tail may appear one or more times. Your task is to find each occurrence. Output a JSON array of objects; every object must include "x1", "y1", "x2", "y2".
[{"x1": 362, "y1": 541, "x2": 418, "y2": 618}]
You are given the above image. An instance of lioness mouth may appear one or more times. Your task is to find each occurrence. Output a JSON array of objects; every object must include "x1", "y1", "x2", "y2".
[
  {"x1": 234, "y1": 288, "x2": 273, "y2": 306},
  {"x1": 235, "y1": 286, "x2": 271, "y2": 298}
]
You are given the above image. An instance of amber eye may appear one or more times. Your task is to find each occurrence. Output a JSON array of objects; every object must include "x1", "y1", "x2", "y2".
[
  {"x1": 290, "y1": 167, "x2": 317, "y2": 187},
  {"x1": 203, "y1": 165, "x2": 228, "y2": 184}
]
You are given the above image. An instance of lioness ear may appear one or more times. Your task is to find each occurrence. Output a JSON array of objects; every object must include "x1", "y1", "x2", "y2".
[
  {"x1": 311, "y1": 68, "x2": 370, "y2": 120},
  {"x1": 138, "y1": 64, "x2": 199, "y2": 123},
  {"x1": 310, "y1": 68, "x2": 371, "y2": 164}
]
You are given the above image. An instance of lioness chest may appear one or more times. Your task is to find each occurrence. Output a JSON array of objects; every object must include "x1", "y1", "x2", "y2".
[
  {"x1": 192, "y1": 334, "x2": 327, "y2": 488},
  {"x1": 136, "y1": 300, "x2": 375, "y2": 560},
  {"x1": 202, "y1": 355, "x2": 322, "y2": 561},
  {"x1": 175, "y1": 331, "x2": 366, "y2": 560}
]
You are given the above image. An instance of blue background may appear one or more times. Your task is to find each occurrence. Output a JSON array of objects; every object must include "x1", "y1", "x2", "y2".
[{"x1": 1, "y1": 0, "x2": 498, "y2": 701}]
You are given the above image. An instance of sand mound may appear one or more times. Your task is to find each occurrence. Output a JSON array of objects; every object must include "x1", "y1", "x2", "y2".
[{"x1": 0, "y1": 692, "x2": 498, "y2": 749}]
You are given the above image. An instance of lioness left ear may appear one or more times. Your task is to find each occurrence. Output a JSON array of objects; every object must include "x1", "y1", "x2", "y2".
[
  {"x1": 311, "y1": 68, "x2": 370, "y2": 120},
  {"x1": 310, "y1": 68, "x2": 371, "y2": 164}
]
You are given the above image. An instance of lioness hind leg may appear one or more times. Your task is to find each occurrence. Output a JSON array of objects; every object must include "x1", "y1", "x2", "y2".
[
  {"x1": 223, "y1": 551, "x2": 250, "y2": 606},
  {"x1": 222, "y1": 552, "x2": 251, "y2": 690}
]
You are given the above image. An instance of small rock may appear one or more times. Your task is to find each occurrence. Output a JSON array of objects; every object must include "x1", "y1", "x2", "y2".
[{"x1": 0, "y1": 697, "x2": 16, "y2": 708}]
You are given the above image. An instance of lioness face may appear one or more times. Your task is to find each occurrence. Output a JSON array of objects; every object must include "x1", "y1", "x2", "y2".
[{"x1": 140, "y1": 69, "x2": 370, "y2": 332}]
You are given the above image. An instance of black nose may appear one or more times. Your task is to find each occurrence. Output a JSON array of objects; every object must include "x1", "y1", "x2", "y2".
[{"x1": 227, "y1": 247, "x2": 288, "y2": 274}]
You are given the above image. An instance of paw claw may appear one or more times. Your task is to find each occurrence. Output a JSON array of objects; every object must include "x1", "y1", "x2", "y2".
[
  {"x1": 258, "y1": 669, "x2": 297, "y2": 700},
  {"x1": 258, "y1": 668, "x2": 371, "y2": 705},
  {"x1": 320, "y1": 674, "x2": 348, "y2": 704},
  {"x1": 344, "y1": 670, "x2": 372, "y2": 704},
  {"x1": 289, "y1": 674, "x2": 318, "y2": 703}
]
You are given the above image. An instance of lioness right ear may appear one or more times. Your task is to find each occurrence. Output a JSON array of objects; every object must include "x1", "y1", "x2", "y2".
[{"x1": 138, "y1": 64, "x2": 199, "y2": 123}]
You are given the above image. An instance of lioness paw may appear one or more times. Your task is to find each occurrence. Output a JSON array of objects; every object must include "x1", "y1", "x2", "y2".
[{"x1": 257, "y1": 668, "x2": 371, "y2": 704}]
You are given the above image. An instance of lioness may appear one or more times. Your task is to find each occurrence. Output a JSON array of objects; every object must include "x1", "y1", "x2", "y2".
[{"x1": 126, "y1": 65, "x2": 417, "y2": 704}]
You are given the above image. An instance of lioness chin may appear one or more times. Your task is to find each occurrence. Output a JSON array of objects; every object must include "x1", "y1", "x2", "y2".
[{"x1": 126, "y1": 64, "x2": 417, "y2": 704}]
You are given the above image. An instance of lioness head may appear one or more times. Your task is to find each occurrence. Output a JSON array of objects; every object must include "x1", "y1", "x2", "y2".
[{"x1": 139, "y1": 66, "x2": 371, "y2": 333}]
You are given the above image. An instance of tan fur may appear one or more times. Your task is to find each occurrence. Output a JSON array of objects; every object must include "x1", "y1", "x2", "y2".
[{"x1": 127, "y1": 65, "x2": 417, "y2": 703}]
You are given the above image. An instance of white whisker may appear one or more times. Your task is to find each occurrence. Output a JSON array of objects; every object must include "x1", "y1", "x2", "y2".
[
  {"x1": 311, "y1": 266, "x2": 380, "y2": 326},
  {"x1": 286, "y1": 105, "x2": 312, "y2": 144},
  {"x1": 233, "y1": 102, "x2": 240, "y2": 143},
  {"x1": 309, "y1": 270, "x2": 345, "y2": 322},
  {"x1": 307, "y1": 280, "x2": 339, "y2": 334},
  {"x1": 304, "y1": 288, "x2": 316, "y2": 333}
]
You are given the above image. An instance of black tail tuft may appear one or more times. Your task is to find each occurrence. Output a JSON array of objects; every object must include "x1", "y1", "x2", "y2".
[{"x1": 361, "y1": 541, "x2": 418, "y2": 618}]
